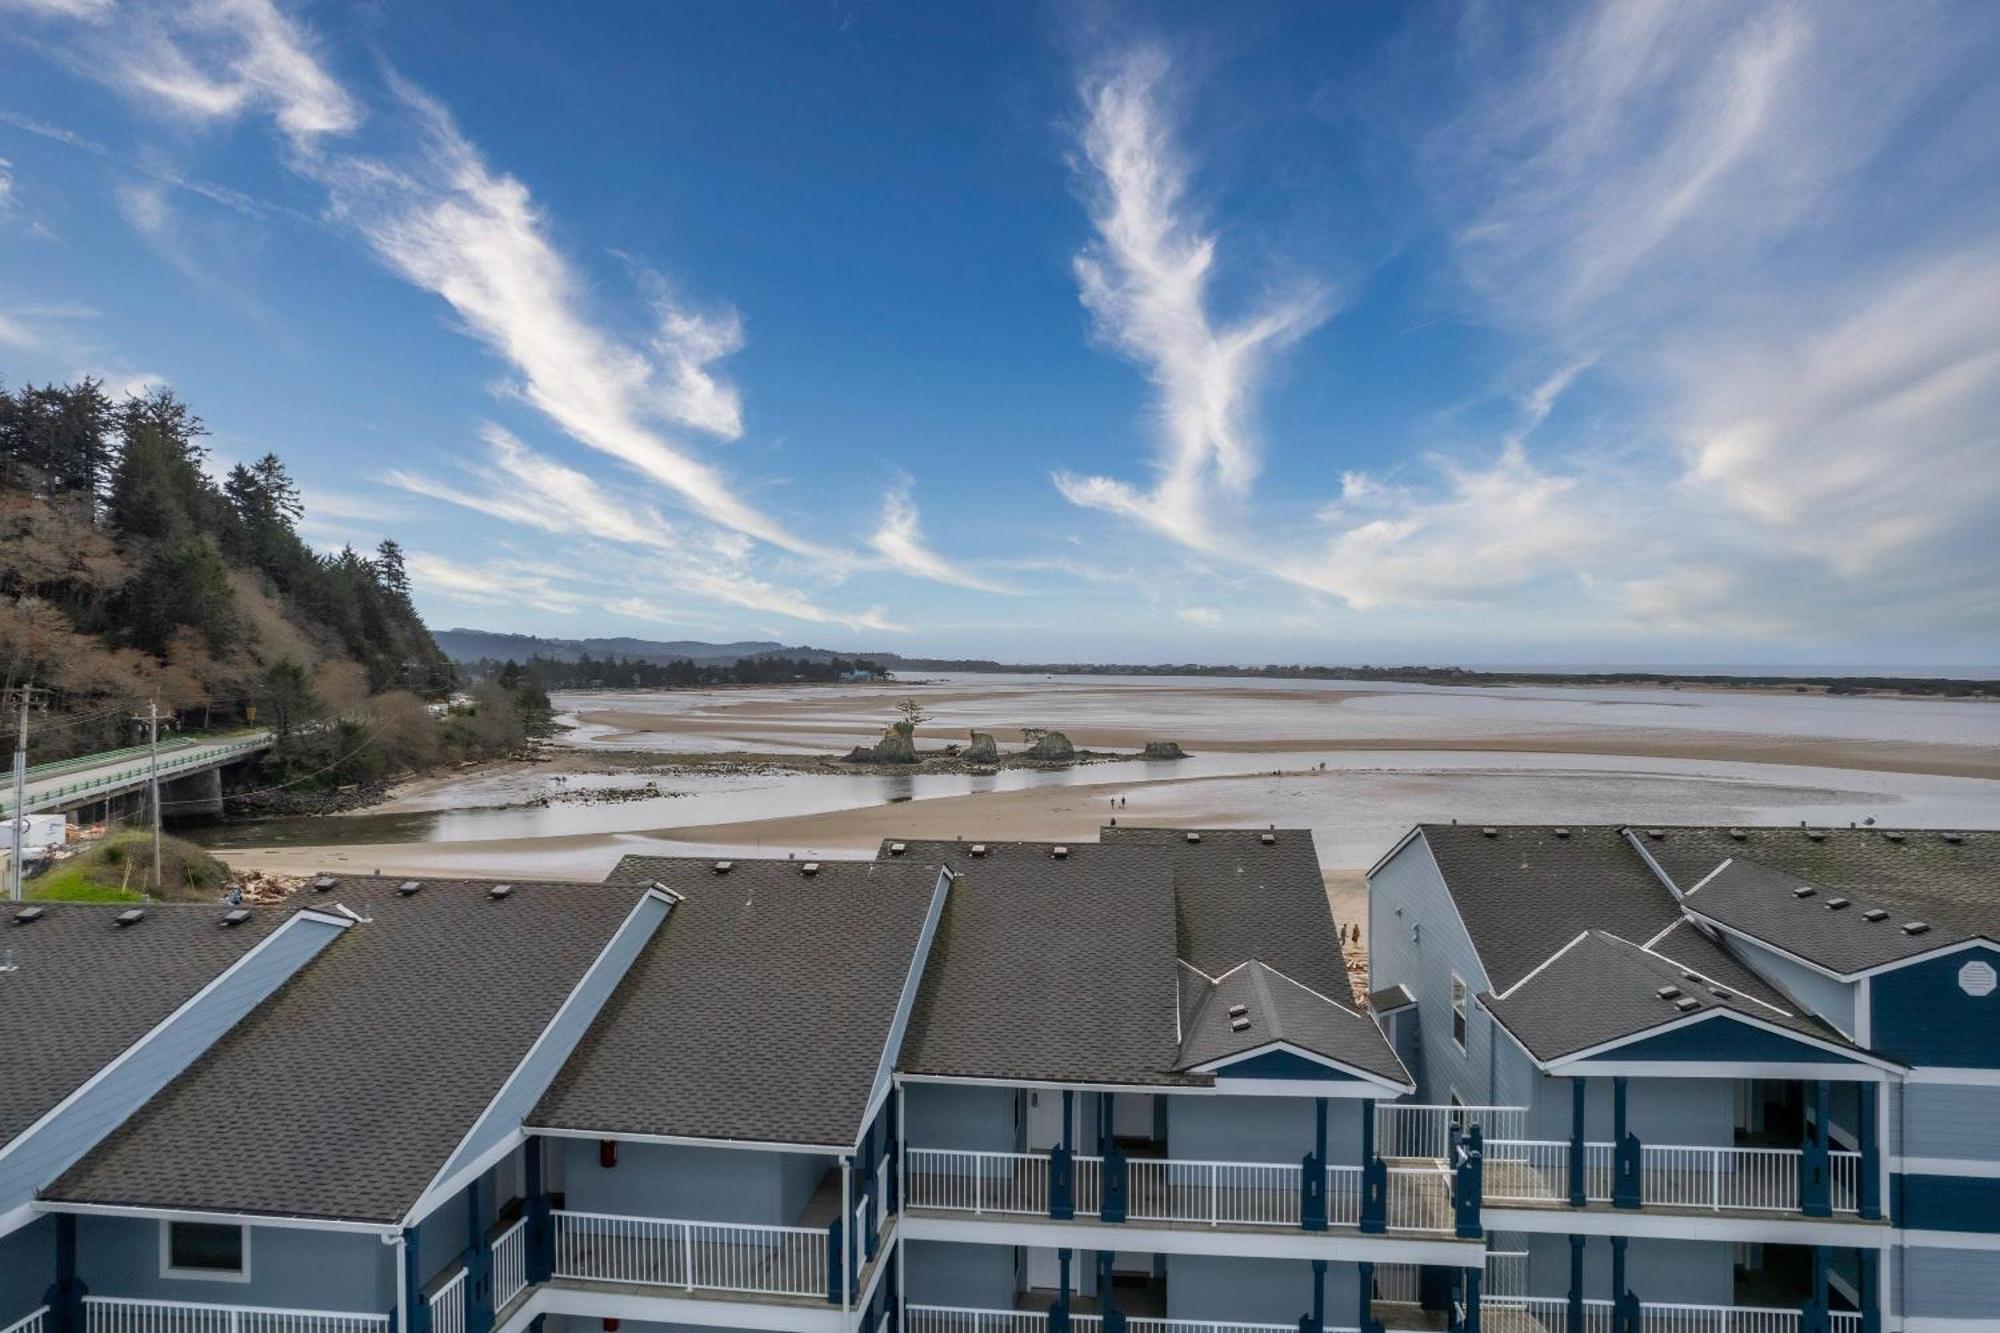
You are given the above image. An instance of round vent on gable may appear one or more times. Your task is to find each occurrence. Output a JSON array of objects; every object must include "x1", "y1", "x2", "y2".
[{"x1": 1958, "y1": 960, "x2": 1997, "y2": 998}]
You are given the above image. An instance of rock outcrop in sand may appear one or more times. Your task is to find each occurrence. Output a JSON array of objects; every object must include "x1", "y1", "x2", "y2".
[
  {"x1": 1025, "y1": 729, "x2": 1076, "y2": 761},
  {"x1": 963, "y1": 731, "x2": 1000, "y2": 763},
  {"x1": 1141, "y1": 740, "x2": 1187, "y2": 759}
]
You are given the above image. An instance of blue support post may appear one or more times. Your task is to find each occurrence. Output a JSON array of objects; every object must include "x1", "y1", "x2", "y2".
[
  {"x1": 1569, "y1": 1079, "x2": 1587, "y2": 1207},
  {"x1": 1802, "y1": 1080, "x2": 1832, "y2": 1218},
  {"x1": 1801, "y1": 1245, "x2": 1831, "y2": 1333},
  {"x1": 404, "y1": 1227, "x2": 429, "y2": 1333},
  {"x1": 887, "y1": 1089, "x2": 901, "y2": 1217},
  {"x1": 1858, "y1": 1082, "x2": 1881, "y2": 1221},
  {"x1": 1611, "y1": 1235, "x2": 1638, "y2": 1333},
  {"x1": 1858, "y1": 1247, "x2": 1880, "y2": 1333},
  {"x1": 1463, "y1": 1264, "x2": 1481, "y2": 1333},
  {"x1": 523, "y1": 1136, "x2": 552, "y2": 1285},
  {"x1": 1051, "y1": 1090, "x2": 1075, "y2": 1220},
  {"x1": 1098, "y1": 1093, "x2": 1127, "y2": 1222},
  {"x1": 1612, "y1": 1077, "x2": 1641, "y2": 1209},
  {"x1": 1567, "y1": 1235, "x2": 1585, "y2": 1333},
  {"x1": 1302, "y1": 1258, "x2": 1325, "y2": 1333},
  {"x1": 1358, "y1": 1260, "x2": 1380, "y2": 1333},
  {"x1": 1051, "y1": 1248, "x2": 1072, "y2": 1333},
  {"x1": 1099, "y1": 1251, "x2": 1125, "y2": 1333},
  {"x1": 1454, "y1": 1125, "x2": 1484, "y2": 1239},
  {"x1": 466, "y1": 1171, "x2": 493, "y2": 1333},
  {"x1": 826, "y1": 1213, "x2": 844, "y2": 1305},
  {"x1": 1302, "y1": 1097, "x2": 1328, "y2": 1231},
  {"x1": 1360, "y1": 1097, "x2": 1386, "y2": 1234},
  {"x1": 44, "y1": 1213, "x2": 84, "y2": 1333},
  {"x1": 861, "y1": 1124, "x2": 881, "y2": 1263}
]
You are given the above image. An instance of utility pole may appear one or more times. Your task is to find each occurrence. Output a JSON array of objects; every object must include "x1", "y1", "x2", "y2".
[
  {"x1": 131, "y1": 699, "x2": 163, "y2": 894},
  {"x1": 5, "y1": 685, "x2": 42, "y2": 903}
]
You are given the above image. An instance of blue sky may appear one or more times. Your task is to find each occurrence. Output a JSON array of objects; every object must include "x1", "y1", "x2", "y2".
[{"x1": 2, "y1": 1, "x2": 1996, "y2": 666}]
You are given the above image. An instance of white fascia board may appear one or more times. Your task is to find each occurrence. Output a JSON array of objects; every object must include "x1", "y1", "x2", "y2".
[
  {"x1": 0, "y1": 910, "x2": 348, "y2": 1175},
  {"x1": 1620, "y1": 830, "x2": 1690, "y2": 901},
  {"x1": 0, "y1": 1200, "x2": 36, "y2": 1239},
  {"x1": 858, "y1": 868, "x2": 953, "y2": 1147},
  {"x1": 1557, "y1": 1060, "x2": 1894, "y2": 1083},
  {"x1": 1363, "y1": 825, "x2": 1425, "y2": 881},
  {"x1": 898, "y1": 1212, "x2": 1482, "y2": 1266},
  {"x1": 1894, "y1": 1157, "x2": 2000, "y2": 1178},
  {"x1": 399, "y1": 887, "x2": 675, "y2": 1229},
  {"x1": 1542, "y1": 1007, "x2": 1904, "y2": 1074},
  {"x1": 1897, "y1": 1229, "x2": 2000, "y2": 1252},
  {"x1": 1480, "y1": 1206, "x2": 1892, "y2": 1248},
  {"x1": 505, "y1": 1283, "x2": 850, "y2": 1333},
  {"x1": 895, "y1": 1073, "x2": 1211, "y2": 1096},
  {"x1": 1189, "y1": 1041, "x2": 1411, "y2": 1095},
  {"x1": 1905, "y1": 1067, "x2": 2000, "y2": 1087},
  {"x1": 526, "y1": 1125, "x2": 843, "y2": 1155},
  {"x1": 32, "y1": 1199, "x2": 397, "y2": 1237},
  {"x1": 1686, "y1": 912, "x2": 1999, "y2": 985}
]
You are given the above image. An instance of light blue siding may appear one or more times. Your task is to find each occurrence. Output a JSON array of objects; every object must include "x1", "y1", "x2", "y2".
[
  {"x1": 75, "y1": 1216, "x2": 392, "y2": 1312},
  {"x1": 1523, "y1": 1075, "x2": 1735, "y2": 1145},
  {"x1": 1, "y1": 1214, "x2": 55, "y2": 1321},
  {"x1": 1166, "y1": 1095, "x2": 1362, "y2": 1166},
  {"x1": 903, "y1": 1239, "x2": 1016, "y2": 1307},
  {"x1": 0, "y1": 915, "x2": 345, "y2": 1216},
  {"x1": 1522, "y1": 1233, "x2": 1733, "y2": 1307},
  {"x1": 1900, "y1": 1084, "x2": 2000, "y2": 1162},
  {"x1": 1715, "y1": 937, "x2": 1856, "y2": 1040},
  {"x1": 1367, "y1": 835, "x2": 1495, "y2": 1106},
  {"x1": 558, "y1": 1139, "x2": 832, "y2": 1227},
  {"x1": 1902, "y1": 1244, "x2": 2000, "y2": 1319},
  {"x1": 433, "y1": 894, "x2": 672, "y2": 1189},
  {"x1": 906, "y1": 1083, "x2": 1016, "y2": 1153},
  {"x1": 1166, "y1": 1254, "x2": 1356, "y2": 1323}
]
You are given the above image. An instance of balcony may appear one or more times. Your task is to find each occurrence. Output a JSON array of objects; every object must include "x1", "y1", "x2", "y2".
[
  {"x1": 908, "y1": 1306, "x2": 1309, "y2": 1333},
  {"x1": 1480, "y1": 1298, "x2": 1862, "y2": 1333},
  {"x1": 1481, "y1": 1140, "x2": 1863, "y2": 1216},
  {"x1": 903, "y1": 1148, "x2": 1462, "y2": 1236},
  {"x1": 1, "y1": 1310, "x2": 46, "y2": 1333},
  {"x1": 79, "y1": 1299, "x2": 388, "y2": 1333},
  {"x1": 551, "y1": 1210, "x2": 831, "y2": 1300}
]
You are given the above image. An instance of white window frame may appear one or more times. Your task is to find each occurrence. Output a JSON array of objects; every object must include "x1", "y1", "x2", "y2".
[
  {"x1": 159, "y1": 1219, "x2": 252, "y2": 1283},
  {"x1": 1450, "y1": 974, "x2": 1469, "y2": 1051}
]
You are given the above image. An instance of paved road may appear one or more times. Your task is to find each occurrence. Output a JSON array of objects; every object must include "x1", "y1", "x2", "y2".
[{"x1": 1, "y1": 731, "x2": 274, "y2": 816}]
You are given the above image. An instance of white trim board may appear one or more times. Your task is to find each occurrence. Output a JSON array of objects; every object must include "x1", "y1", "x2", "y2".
[
  {"x1": 32, "y1": 1200, "x2": 397, "y2": 1237},
  {"x1": 1190, "y1": 1040, "x2": 1411, "y2": 1095},
  {"x1": 158, "y1": 1217, "x2": 250, "y2": 1284},
  {"x1": 1904, "y1": 1067, "x2": 2000, "y2": 1087},
  {"x1": 898, "y1": 1212, "x2": 1483, "y2": 1266},
  {"x1": 1539, "y1": 1006, "x2": 1903, "y2": 1074},
  {"x1": 1894, "y1": 1157, "x2": 2000, "y2": 1179},
  {"x1": 857, "y1": 867, "x2": 954, "y2": 1146},
  {"x1": 1480, "y1": 1207, "x2": 1891, "y2": 1248},
  {"x1": 495, "y1": 1283, "x2": 851, "y2": 1333},
  {"x1": 525, "y1": 1125, "x2": 844, "y2": 1155},
  {"x1": 1555, "y1": 1059, "x2": 1894, "y2": 1082},
  {"x1": 1898, "y1": 1228, "x2": 2000, "y2": 1252}
]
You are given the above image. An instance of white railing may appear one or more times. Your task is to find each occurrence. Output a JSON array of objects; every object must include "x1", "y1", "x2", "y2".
[
  {"x1": 1829, "y1": 1315, "x2": 1862, "y2": 1333},
  {"x1": 490, "y1": 1216, "x2": 528, "y2": 1311},
  {"x1": 1485, "y1": 1249, "x2": 1530, "y2": 1297},
  {"x1": 2, "y1": 1309, "x2": 48, "y2": 1333},
  {"x1": 1127, "y1": 1158, "x2": 1301, "y2": 1227},
  {"x1": 552, "y1": 1209, "x2": 826, "y2": 1297},
  {"x1": 1075, "y1": 1154, "x2": 1103, "y2": 1216},
  {"x1": 1328, "y1": 1164, "x2": 1363, "y2": 1226},
  {"x1": 1372, "y1": 1264, "x2": 1419, "y2": 1302},
  {"x1": 1829, "y1": 1150, "x2": 1861, "y2": 1214},
  {"x1": 1480, "y1": 1297, "x2": 1614, "y2": 1333},
  {"x1": 907, "y1": 1309, "x2": 1046, "y2": 1333},
  {"x1": 83, "y1": 1299, "x2": 388, "y2": 1333},
  {"x1": 876, "y1": 1153, "x2": 891, "y2": 1222},
  {"x1": 1633, "y1": 1304, "x2": 1802, "y2": 1333},
  {"x1": 1484, "y1": 1140, "x2": 1574, "y2": 1203},
  {"x1": 426, "y1": 1270, "x2": 466, "y2": 1333},
  {"x1": 1089, "y1": 1318, "x2": 1299, "y2": 1333},
  {"x1": 906, "y1": 1148, "x2": 1052, "y2": 1216},
  {"x1": 1375, "y1": 1103, "x2": 1527, "y2": 1159},
  {"x1": 1385, "y1": 1163, "x2": 1453, "y2": 1232}
]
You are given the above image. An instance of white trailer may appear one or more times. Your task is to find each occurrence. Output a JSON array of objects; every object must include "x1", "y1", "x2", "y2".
[{"x1": 1, "y1": 813, "x2": 70, "y2": 862}]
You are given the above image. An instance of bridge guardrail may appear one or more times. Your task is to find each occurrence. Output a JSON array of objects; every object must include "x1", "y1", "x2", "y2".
[{"x1": 1, "y1": 735, "x2": 273, "y2": 815}]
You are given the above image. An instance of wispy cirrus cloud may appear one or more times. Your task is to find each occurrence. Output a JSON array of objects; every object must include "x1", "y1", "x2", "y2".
[
  {"x1": 1053, "y1": 44, "x2": 1332, "y2": 553},
  {"x1": 868, "y1": 478, "x2": 1013, "y2": 594}
]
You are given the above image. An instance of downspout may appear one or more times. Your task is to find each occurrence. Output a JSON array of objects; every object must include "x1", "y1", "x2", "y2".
[
  {"x1": 841, "y1": 1155, "x2": 853, "y2": 1312},
  {"x1": 392, "y1": 1232, "x2": 410, "y2": 1333}
]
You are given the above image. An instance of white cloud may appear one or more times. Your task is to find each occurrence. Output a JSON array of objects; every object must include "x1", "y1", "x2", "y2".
[
  {"x1": 1054, "y1": 44, "x2": 1331, "y2": 551},
  {"x1": 867, "y1": 479, "x2": 1011, "y2": 594},
  {"x1": 1177, "y1": 606, "x2": 1222, "y2": 627},
  {"x1": 405, "y1": 551, "x2": 580, "y2": 615},
  {"x1": 114, "y1": 180, "x2": 171, "y2": 235}
]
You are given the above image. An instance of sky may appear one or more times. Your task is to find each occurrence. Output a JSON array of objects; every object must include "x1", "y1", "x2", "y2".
[{"x1": 1, "y1": 0, "x2": 1996, "y2": 668}]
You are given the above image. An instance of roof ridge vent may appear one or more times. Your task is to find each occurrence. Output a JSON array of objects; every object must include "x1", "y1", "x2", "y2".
[
  {"x1": 10, "y1": 906, "x2": 45, "y2": 925},
  {"x1": 1656, "y1": 985, "x2": 1682, "y2": 1000},
  {"x1": 1791, "y1": 886, "x2": 1816, "y2": 899},
  {"x1": 1185, "y1": 831, "x2": 1202, "y2": 843},
  {"x1": 1805, "y1": 829, "x2": 1826, "y2": 842},
  {"x1": 713, "y1": 860, "x2": 733, "y2": 874},
  {"x1": 1228, "y1": 1015, "x2": 1252, "y2": 1033},
  {"x1": 1553, "y1": 827, "x2": 1570, "y2": 838},
  {"x1": 1825, "y1": 897, "x2": 1850, "y2": 910},
  {"x1": 1709, "y1": 985, "x2": 1734, "y2": 999},
  {"x1": 801, "y1": 861, "x2": 821, "y2": 876},
  {"x1": 1259, "y1": 831, "x2": 1276, "y2": 845},
  {"x1": 312, "y1": 875, "x2": 339, "y2": 892},
  {"x1": 970, "y1": 843, "x2": 988, "y2": 857},
  {"x1": 1481, "y1": 827, "x2": 1497, "y2": 838},
  {"x1": 1901, "y1": 921, "x2": 1930, "y2": 936},
  {"x1": 1673, "y1": 996, "x2": 1702, "y2": 1012},
  {"x1": 1051, "y1": 845, "x2": 1069, "y2": 859},
  {"x1": 1646, "y1": 828, "x2": 1666, "y2": 840},
  {"x1": 115, "y1": 908, "x2": 145, "y2": 926},
  {"x1": 220, "y1": 908, "x2": 251, "y2": 926},
  {"x1": 887, "y1": 842, "x2": 907, "y2": 856},
  {"x1": 1227, "y1": 1002, "x2": 1249, "y2": 1019},
  {"x1": 1941, "y1": 831, "x2": 1965, "y2": 844},
  {"x1": 1860, "y1": 908, "x2": 1889, "y2": 922},
  {"x1": 1728, "y1": 828, "x2": 1747, "y2": 841},
  {"x1": 398, "y1": 880, "x2": 422, "y2": 896},
  {"x1": 488, "y1": 884, "x2": 514, "y2": 900},
  {"x1": 1882, "y1": 831, "x2": 1905, "y2": 843}
]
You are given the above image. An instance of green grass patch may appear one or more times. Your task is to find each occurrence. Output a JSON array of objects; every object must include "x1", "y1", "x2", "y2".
[{"x1": 26, "y1": 831, "x2": 233, "y2": 903}]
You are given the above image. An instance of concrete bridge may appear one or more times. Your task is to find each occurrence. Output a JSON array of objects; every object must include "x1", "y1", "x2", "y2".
[{"x1": 1, "y1": 730, "x2": 274, "y2": 822}]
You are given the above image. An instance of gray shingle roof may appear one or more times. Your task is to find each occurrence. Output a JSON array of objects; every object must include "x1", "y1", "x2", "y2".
[
  {"x1": 0, "y1": 902, "x2": 290, "y2": 1151},
  {"x1": 1416, "y1": 824, "x2": 1683, "y2": 992},
  {"x1": 1176, "y1": 961, "x2": 1411, "y2": 1087},
  {"x1": 536, "y1": 857, "x2": 945, "y2": 1147},
  {"x1": 894, "y1": 843, "x2": 1192, "y2": 1086},
  {"x1": 1482, "y1": 928, "x2": 1870, "y2": 1064},
  {"x1": 49, "y1": 877, "x2": 651, "y2": 1223},
  {"x1": 1637, "y1": 826, "x2": 1998, "y2": 975},
  {"x1": 1097, "y1": 826, "x2": 1350, "y2": 998}
]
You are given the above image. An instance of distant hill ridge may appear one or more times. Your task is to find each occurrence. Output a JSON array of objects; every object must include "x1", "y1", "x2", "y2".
[{"x1": 434, "y1": 628, "x2": 901, "y2": 667}]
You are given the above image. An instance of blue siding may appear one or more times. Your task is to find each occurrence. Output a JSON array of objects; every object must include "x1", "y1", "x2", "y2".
[
  {"x1": 1366, "y1": 835, "x2": 1495, "y2": 1105},
  {"x1": 1212, "y1": 1050, "x2": 1362, "y2": 1082},
  {"x1": 0, "y1": 1214, "x2": 55, "y2": 1321},
  {"x1": 1167, "y1": 1095, "x2": 1363, "y2": 1166},
  {"x1": 75, "y1": 1216, "x2": 392, "y2": 1312},
  {"x1": 1900, "y1": 1084, "x2": 2000, "y2": 1162},
  {"x1": 1586, "y1": 1016, "x2": 1853, "y2": 1064},
  {"x1": 433, "y1": 894, "x2": 672, "y2": 1189},
  {"x1": 0, "y1": 915, "x2": 344, "y2": 1215},
  {"x1": 906, "y1": 1082, "x2": 1016, "y2": 1153},
  {"x1": 1869, "y1": 944, "x2": 2000, "y2": 1069},
  {"x1": 903, "y1": 1239, "x2": 1016, "y2": 1307},
  {"x1": 1902, "y1": 1244, "x2": 2000, "y2": 1320},
  {"x1": 1896, "y1": 1173, "x2": 2000, "y2": 1234},
  {"x1": 1167, "y1": 1254, "x2": 1355, "y2": 1323},
  {"x1": 558, "y1": 1139, "x2": 831, "y2": 1227}
]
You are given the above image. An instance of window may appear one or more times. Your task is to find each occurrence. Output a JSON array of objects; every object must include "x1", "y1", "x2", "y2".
[
  {"x1": 1451, "y1": 975, "x2": 1468, "y2": 1050},
  {"x1": 161, "y1": 1221, "x2": 249, "y2": 1281}
]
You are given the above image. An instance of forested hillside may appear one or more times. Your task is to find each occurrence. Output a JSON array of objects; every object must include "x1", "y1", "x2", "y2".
[{"x1": 0, "y1": 376, "x2": 528, "y2": 794}]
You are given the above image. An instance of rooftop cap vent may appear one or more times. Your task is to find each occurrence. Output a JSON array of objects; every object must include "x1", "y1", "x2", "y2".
[
  {"x1": 220, "y1": 908, "x2": 251, "y2": 927},
  {"x1": 115, "y1": 909, "x2": 145, "y2": 926},
  {"x1": 801, "y1": 861, "x2": 820, "y2": 876},
  {"x1": 1942, "y1": 832, "x2": 1965, "y2": 844},
  {"x1": 312, "y1": 875, "x2": 339, "y2": 892},
  {"x1": 488, "y1": 884, "x2": 514, "y2": 900},
  {"x1": 970, "y1": 844, "x2": 988, "y2": 857},
  {"x1": 1227, "y1": 1003, "x2": 1249, "y2": 1019},
  {"x1": 1228, "y1": 1016, "x2": 1252, "y2": 1033},
  {"x1": 1806, "y1": 830, "x2": 1826, "y2": 842},
  {"x1": 1710, "y1": 986, "x2": 1734, "y2": 999},
  {"x1": 1553, "y1": 827, "x2": 1570, "y2": 838},
  {"x1": 1647, "y1": 828, "x2": 1666, "y2": 840},
  {"x1": 1883, "y1": 831, "x2": 1906, "y2": 843},
  {"x1": 713, "y1": 860, "x2": 733, "y2": 874},
  {"x1": 1051, "y1": 845, "x2": 1069, "y2": 859},
  {"x1": 1728, "y1": 828, "x2": 1747, "y2": 841},
  {"x1": 1260, "y1": 831, "x2": 1276, "y2": 845},
  {"x1": 398, "y1": 880, "x2": 422, "y2": 896},
  {"x1": 1826, "y1": 897, "x2": 1851, "y2": 910},
  {"x1": 1185, "y1": 831, "x2": 1202, "y2": 843},
  {"x1": 1481, "y1": 827, "x2": 1498, "y2": 838},
  {"x1": 1792, "y1": 886, "x2": 1816, "y2": 898},
  {"x1": 1657, "y1": 985, "x2": 1682, "y2": 1000},
  {"x1": 887, "y1": 842, "x2": 907, "y2": 856},
  {"x1": 1861, "y1": 908, "x2": 1889, "y2": 922},
  {"x1": 1901, "y1": 921, "x2": 1931, "y2": 936},
  {"x1": 1673, "y1": 996, "x2": 1702, "y2": 1013},
  {"x1": 10, "y1": 906, "x2": 45, "y2": 925}
]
